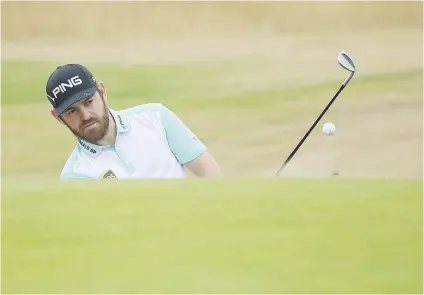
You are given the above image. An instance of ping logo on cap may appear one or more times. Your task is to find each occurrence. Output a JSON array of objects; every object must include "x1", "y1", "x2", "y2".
[{"x1": 52, "y1": 75, "x2": 83, "y2": 99}]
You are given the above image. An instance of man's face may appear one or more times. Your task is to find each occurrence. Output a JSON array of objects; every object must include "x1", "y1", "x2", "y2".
[{"x1": 60, "y1": 90, "x2": 110, "y2": 143}]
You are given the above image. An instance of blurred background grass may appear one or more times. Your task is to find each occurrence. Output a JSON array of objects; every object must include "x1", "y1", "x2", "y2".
[{"x1": 2, "y1": 2, "x2": 421, "y2": 42}]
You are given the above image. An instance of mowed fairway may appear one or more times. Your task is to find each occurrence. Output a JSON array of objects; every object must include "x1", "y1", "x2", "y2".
[
  {"x1": 2, "y1": 179, "x2": 422, "y2": 294},
  {"x1": 1, "y1": 1, "x2": 423, "y2": 294}
]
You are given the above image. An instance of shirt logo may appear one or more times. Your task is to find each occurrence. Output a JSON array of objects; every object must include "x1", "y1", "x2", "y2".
[
  {"x1": 78, "y1": 139, "x2": 96, "y2": 154},
  {"x1": 100, "y1": 169, "x2": 117, "y2": 179},
  {"x1": 117, "y1": 114, "x2": 126, "y2": 130}
]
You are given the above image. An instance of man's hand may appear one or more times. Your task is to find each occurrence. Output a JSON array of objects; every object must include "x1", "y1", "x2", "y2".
[{"x1": 184, "y1": 150, "x2": 221, "y2": 177}]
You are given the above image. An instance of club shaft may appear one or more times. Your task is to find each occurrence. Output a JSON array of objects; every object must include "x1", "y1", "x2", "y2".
[
  {"x1": 343, "y1": 72, "x2": 354, "y2": 86},
  {"x1": 275, "y1": 84, "x2": 346, "y2": 176}
]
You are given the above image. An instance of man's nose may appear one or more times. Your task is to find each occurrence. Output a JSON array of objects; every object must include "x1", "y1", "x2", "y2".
[{"x1": 79, "y1": 108, "x2": 92, "y2": 121}]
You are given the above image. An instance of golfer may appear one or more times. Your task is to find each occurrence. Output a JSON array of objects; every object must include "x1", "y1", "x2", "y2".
[{"x1": 46, "y1": 64, "x2": 221, "y2": 179}]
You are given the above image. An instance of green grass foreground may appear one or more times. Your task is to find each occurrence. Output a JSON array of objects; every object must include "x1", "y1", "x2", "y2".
[{"x1": 2, "y1": 178, "x2": 422, "y2": 294}]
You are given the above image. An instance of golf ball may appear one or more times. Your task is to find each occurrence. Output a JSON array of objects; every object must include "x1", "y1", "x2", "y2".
[{"x1": 322, "y1": 122, "x2": 336, "y2": 136}]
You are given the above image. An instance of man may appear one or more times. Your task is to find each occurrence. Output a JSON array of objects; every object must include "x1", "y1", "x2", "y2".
[{"x1": 45, "y1": 64, "x2": 221, "y2": 179}]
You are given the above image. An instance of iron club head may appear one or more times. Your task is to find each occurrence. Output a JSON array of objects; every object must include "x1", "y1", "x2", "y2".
[
  {"x1": 338, "y1": 51, "x2": 356, "y2": 86},
  {"x1": 338, "y1": 51, "x2": 356, "y2": 72}
]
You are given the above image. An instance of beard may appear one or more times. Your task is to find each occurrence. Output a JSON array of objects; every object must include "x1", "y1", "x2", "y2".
[{"x1": 64, "y1": 98, "x2": 110, "y2": 144}]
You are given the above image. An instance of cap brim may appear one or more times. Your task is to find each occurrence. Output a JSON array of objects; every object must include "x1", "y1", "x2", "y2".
[{"x1": 55, "y1": 86, "x2": 97, "y2": 116}]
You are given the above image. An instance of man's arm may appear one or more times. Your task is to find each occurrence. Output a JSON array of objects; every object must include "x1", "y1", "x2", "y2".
[
  {"x1": 153, "y1": 103, "x2": 222, "y2": 177},
  {"x1": 184, "y1": 149, "x2": 221, "y2": 177}
]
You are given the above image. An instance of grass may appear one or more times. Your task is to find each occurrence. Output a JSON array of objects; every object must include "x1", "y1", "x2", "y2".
[
  {"x1": 1, "y1": 60, "x2": 422, "y2": 177},
  {"x1": 1, "y1": 58, "x2": 422, "y2": 293},
  {"x1": 2, "y1": 60, "x2": 421, "y2": 108},
  {"x1": 1, "y1": 178, "x2": 422, "y2": 294}
]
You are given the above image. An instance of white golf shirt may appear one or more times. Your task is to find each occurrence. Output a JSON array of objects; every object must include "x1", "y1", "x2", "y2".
[{"x1": 60, "y1": 103, "x2": 207, "y2": 179}]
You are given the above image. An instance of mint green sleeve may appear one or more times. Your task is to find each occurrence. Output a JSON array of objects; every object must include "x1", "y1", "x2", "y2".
[{"x1": 155, "y1": 103, "x2": 207, "y2": 164}]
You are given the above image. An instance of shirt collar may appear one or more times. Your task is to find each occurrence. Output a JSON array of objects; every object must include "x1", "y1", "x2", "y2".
[
  {"x1": 110, "y1": 108, "x2": 130, "y2": 134},
  {"x1": 77, "y1": 108, "x2": 130, "y2": 158}
]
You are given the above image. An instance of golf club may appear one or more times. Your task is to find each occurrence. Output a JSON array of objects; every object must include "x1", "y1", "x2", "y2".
[{"x1": 275, "y1": 51, "x2": 356, "y2": 176}]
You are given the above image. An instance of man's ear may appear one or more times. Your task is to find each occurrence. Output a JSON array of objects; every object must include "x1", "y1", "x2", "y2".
[
  {"x1": 51, "y1": 108, "x2": 64, "y2": 124},
  {"x1": 98, "y1": 81, "x2": 108, "y2": 104}
]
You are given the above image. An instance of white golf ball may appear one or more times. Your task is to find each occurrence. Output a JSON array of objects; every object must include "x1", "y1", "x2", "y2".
[{"x1": 322, "y1": 122, "x2": 336, "y2": 136}]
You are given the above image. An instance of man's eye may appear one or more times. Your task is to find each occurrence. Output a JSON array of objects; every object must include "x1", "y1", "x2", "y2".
[
  {"x1": 85, "y1": 99, "x2": 93, "y2": 105},
  {"x1": 67, "y1": 109, "x2": 75, "y2": 115}
]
